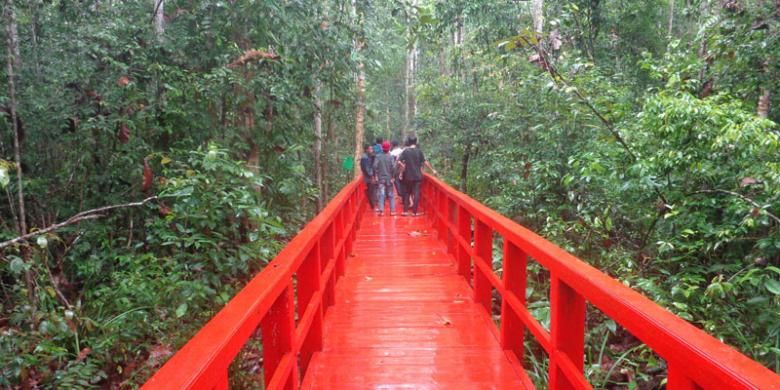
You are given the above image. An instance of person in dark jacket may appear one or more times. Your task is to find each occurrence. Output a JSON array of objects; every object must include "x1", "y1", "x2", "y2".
[
  {"x1": 360, "y1": 144, "x2": 377, "y2": 210},
  {"x1": 398, "y1": 135, "x2": 437, "y2": 216},
  {"x1": 373, "y1": 141, "x2": 396, "y2": 216}
]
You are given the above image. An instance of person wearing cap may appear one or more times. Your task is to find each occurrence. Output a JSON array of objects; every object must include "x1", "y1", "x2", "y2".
[{"x1": 373, "y1": 141, "x2": 397, "y2": 216}]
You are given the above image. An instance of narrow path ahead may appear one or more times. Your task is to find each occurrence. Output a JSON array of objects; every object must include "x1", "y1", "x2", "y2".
[{"x1": 303, "y1": 210, "x2": 531, "y2": 389}]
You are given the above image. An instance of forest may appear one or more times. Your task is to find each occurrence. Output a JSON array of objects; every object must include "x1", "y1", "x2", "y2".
[{"x1": 0, "y1": 0, "x2": 778, "y2": 388}]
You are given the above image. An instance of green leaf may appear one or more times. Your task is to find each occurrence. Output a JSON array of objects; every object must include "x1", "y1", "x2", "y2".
[
  {"x1": 764, "y1": 279, "x2": 780, "y2": 295},
  {"x1": 176, "y1": 303, "x2": 188, "y2": 318},
  {"x1": 9, "y1": 256, "x2": 28, "y2": 275}
]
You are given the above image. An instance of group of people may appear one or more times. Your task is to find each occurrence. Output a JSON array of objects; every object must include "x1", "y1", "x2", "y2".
[{"x1": 360, "y1": 135, "x2": 437, "y2": 216}]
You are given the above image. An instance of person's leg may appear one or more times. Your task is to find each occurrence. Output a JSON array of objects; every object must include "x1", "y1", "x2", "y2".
[
  {"x1": 367, "y1": 182, "x2": 376, "y2": 210},
  {"x1": 411, "y1": 180, "x2": 422, "y2": 215},
  {"x1": 395, "y1": 179, "x2": 404, "y2": 211},
  {"x1": 402, "y1": 180, "x2": 412, "y2": 214},
  {"x1": 377, "y1": 181, "x2": 386, "y2": 214},
  {"x1": 387, "y1": 181, "x2": 396, "y2": 214}
]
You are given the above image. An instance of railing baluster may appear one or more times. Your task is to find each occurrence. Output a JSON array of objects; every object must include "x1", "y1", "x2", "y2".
[
  {"x1": 297, "y1": 244, "x2": 323, "y2": 374},
  {"x1": 320, "y1": 225, "x2": 335, "y2": 308},
  {"x1": 446, "y1": 197, "x2": 456, "y2": 256},
  {"x1": 438, "y1": 192, "x2": 447, "y2": 241},
  {"x1": 335, "y1": 210, "x2": 346, "y2": 278},
  {"x1": 473, "y1": 219, "x2": 493, "y2": 314},
  {"x1": 261, "y1": 284, "x2": 298, "y2": 390},
  {"x1": 456, "y1": 206, "x2": 471, "y2": 279},
  {"x1": 550, "y1": 276, "x2": 586, "y2": 390},
  {"x1": 501, "y1": 240, "x2": 527, "y2": 360}
]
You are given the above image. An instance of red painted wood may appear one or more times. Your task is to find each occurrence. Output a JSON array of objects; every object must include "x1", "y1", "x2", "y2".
[
  {"x1": 142, "y1": 178, "x2": 362, "y2": 390},
  {"x1": 145, "y1": 174, "x2": 779, "y2": 390},
  {"x1": 422, "y1": 174, "x2": 780, "y2": 389},
  {"x1": 549, "y1": 277, "x2": 587, "y2": 390},
  {"x1": 297, "y1": 244, "x2": 323, "y2": 373},
  {"x1": 501, "y1": 240, "x2": 527, "y2": 360},
  {"x1": 456, "y1": 205, "x2": 471, "y2": 279},
  {"x1": 261, "y1": 284, "x2": 298, "y2": 389},
  {"x1": 473, "y1": 219, "x2": 494, "y2": 315},
  {"x1": 302, "y1": 210, "x2": 531, "y2": 389}
]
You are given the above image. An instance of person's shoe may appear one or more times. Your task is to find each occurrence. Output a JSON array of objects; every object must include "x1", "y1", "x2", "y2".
[
  {"x1": 390, "y1": 212, "x2": 397, "y2": 216},
  {"x1": 378, "y1": 211, "x2": 384, "y2": 216},
  {"x1": 401, "y1": 211, "x2": 409, "y2": 216},
  {"x1": 414, "y1": 211, "x2": 425, "y2": 217}
]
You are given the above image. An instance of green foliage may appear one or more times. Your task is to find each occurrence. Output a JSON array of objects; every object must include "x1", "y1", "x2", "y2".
[{"x1": 412, "y1": 0, "x2": 780, "y2": 384}]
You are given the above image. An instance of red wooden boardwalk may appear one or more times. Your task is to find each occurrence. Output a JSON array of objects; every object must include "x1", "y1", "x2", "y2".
[
  {"x1": 143, "y1": 176, "x2": 780, "y2": 390},
  {"x1": 302, "y1": 210, "x2": 532, "y2": 389}
]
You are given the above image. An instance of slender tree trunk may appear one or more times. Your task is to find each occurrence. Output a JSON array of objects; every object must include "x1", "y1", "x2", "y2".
[
  {"x1": 758, "y1": 88, "x2": 770, "y2": 118},
  {"x1": 4, "y1": 0, "x2": 24, "y2": 236},
  {"x1": 460, "y1": 144, "x2": 471, "y2": 192},
  {"x1": 405, "y1": 43, "x2": 417, "y2": 137},
  {"x1": 668, "y1": 0, "x2": 675, "y2": 36},
  {"x1": 531, "y1": 0, "x2": 544, "y2": 35},
  {"x1": 352, "y1": 0, "x2": 366, "y2": 179},
  {"x1": 314, "y1": 81, "x2": 323, "y2": 211},
  {"x1": 153, "y1": 0, "x2": 165, "y2": 39},
  {"x1": 5, "y1": 0, "x2": 35, "y2": 308}
]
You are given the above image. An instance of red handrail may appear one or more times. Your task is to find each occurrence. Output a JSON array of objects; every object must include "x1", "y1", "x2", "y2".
[
  {"x1": 142, "y1": 178, "x2": 365, "y2": 390},
  {"x1": 421, "y1": 174, "x2": 779, "y2": 389}
]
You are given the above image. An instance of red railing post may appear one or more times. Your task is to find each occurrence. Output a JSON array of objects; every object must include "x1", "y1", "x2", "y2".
[
  {"x1": 260, "y1": 284, "x2": 298, "y2": 390},
  {"x1": 456, "y1": 206, "x2": 471, "y2": 280},
  {"x1": 335, "y1": 210, "x2": 346, "y2": 278},
  {"x1": 320, "y1": 225, "x2": 335, "y2": 308},
  {"x1": 297, "y1": 244, "x2": 323, "y2": 373},
  {"x1": 446, "y1": 197, "x2": 456, "y2": 256},
  {"x1": 437, "y1": 191, "x2": 447, "y2": 241},
  {"x1": 501, "y1": 240, "x2": 527, "y2": 360},
  {"x1": 473, "y1": 219, "x2": 493, "y2": 314},
  {"x1": 549, "y1": 276, "x2": 586, "y2": 390}
]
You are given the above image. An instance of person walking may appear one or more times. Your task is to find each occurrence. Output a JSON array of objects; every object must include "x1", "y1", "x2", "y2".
[
  {"x1": 398, "y1": 135, "x2": 437, "y2": 216},
  {"x1": 373, "y1": 141, "x2": 396, "y2": 216},
  {"x1": 360, "y1": 144, "x2": 377, "y2": 210},
  {"x1": 389, "y1": 140, "x2": 404, "y2": 205}
]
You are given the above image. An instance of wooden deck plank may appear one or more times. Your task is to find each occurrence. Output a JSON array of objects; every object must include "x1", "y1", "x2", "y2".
[{"x1": 302, "y1": 210, "x2": 531, "y2": 389}]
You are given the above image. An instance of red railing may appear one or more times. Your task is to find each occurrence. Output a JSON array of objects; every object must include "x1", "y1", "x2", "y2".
[
  {"x1": 421, "y1": 174, "x2": 780, "y2": 389},
  {"x1": 143, "y1": 178, "x2": 365, "y2": 390}
]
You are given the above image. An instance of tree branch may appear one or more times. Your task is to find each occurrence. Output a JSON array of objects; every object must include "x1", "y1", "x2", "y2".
[
  {"x1": 0, "y1": 196, "x2": 158, "y2": 250},
  {"x1": 689, "y1": 189, "x2": 780, "y2": 225}
]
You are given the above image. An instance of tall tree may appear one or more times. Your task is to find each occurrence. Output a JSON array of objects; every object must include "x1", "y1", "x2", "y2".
[
  {"x1": 531, "y1": 0, "x2": 544, "y2": 34},
  {"x1": 4, "y1": 0, "x2": 24, "y2": 236},
  {"x1": 153, "y1": 0, "x2": 165, "y2": 39},
  {"x1": 352, "y1": 0, "x2": 366, "y2": 178}
]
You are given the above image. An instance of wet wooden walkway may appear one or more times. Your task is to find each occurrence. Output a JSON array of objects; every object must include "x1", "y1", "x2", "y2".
[{"x1": 302, "y1": 210, "x2": 532, "y2": 389}]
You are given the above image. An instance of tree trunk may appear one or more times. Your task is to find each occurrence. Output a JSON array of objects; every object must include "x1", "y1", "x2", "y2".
[
  {"x1": 668, "y1": 0, "x2": 675, "y2": 36},
  {"x1": 4, "y1": 0, "x2": 35, "y2": 308},
  {"x1": 352, "y1": 0, "x2": 366, "y2": 179},
  {"x1": 314, "y1": 81, "x2": 323, "y2": 211},
  {"x1": 531, "y1": 0, "x2": 544, "y2": 35},
  {"x1": 406, "y1": 43, "x2": 417, "y2": 137},
  {"x1": 758, "y1": 88, "x2": 770, "y2": 118},
  {"x1": 4, "y1": 0, "x2": 25, "y2": 236},
  {"x1": 153, "y1": 0, "x2": 165, "y2": 39},
  {"x1": 460, "y1": 144, "x2": 471, "y2": 192}
]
